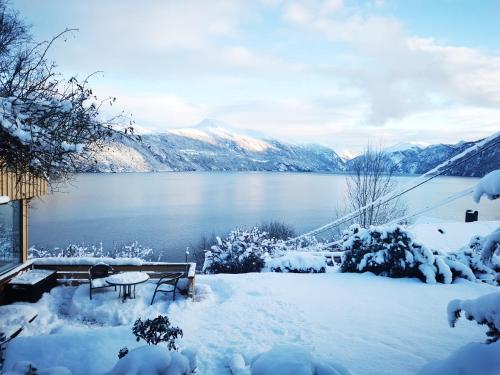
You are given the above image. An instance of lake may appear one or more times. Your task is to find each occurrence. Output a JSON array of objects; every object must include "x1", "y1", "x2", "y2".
[{"x1": 30, "y1": 172, "x2": 500, "y2": 261}]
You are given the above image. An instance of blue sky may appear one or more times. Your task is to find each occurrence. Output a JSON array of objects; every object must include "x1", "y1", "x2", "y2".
[{"x1": 12, "y1": 0, "x2": 500, "y2": 154}]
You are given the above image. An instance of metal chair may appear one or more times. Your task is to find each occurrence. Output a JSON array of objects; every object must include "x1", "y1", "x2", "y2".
[
  {"x1": 89, "y1": 263, "x2": 116, "y2": 300},
  {"x1": 150, "y1": 272, "x2": 184, "y2": 305}
]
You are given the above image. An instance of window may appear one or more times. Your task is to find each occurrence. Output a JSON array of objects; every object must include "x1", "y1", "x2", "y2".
[{"x1": 0, "y1": 200, "x2": 22, "y2": 274}]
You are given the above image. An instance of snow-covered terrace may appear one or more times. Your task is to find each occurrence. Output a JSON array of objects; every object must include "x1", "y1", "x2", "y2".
[{"x1": 1, "y1": 262, "x2": 497, "y2": 374}]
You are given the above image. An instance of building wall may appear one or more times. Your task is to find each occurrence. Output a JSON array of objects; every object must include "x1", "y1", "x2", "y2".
[{"x1": 0, "y1": 168, "x2": 48, "y2": 267}]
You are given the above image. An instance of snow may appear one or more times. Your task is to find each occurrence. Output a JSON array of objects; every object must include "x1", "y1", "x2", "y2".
[
  {"x1": 473, "y1": 169, "x2": 500, "y2": 203},
  {"x1": 264, "y1": 252, "x2": 326, "y2": 273},
  {"x1": 9, "y1": 269, "x2": 56, "y2": 285},
  {"x1": 409, "y1": 220, "x2": 500, "y2": 253},
  {"x1": 0, "y1": 195, "x2": 11, "y2": 204},
  {"x1": 0, "y1": 305, "x2": 38, "y2": 338},
  {"x1": 105, "y1": 271, "x2": 149, "y2": 285},
  {"x1": 417, "y1": 340, "x2": 500, "y2": 375},
  {"x1": 32, "y1": 257, "x2": 144, "y2": 266},
  {"x1": 105, "y1": 345, "x2": 197, "y2": 375},
  {"x1": 384, "y1": 141, "x2": 427, "y2": 153},
  {"x1": 231, "y1": 345, "x2": 352, "y2": 375},
  {"x1": 4, "y1": 272, "x2": 497, "y2": 374}
]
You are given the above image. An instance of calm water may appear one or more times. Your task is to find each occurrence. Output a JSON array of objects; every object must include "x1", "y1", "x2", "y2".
[{"x1": 30, "y1": 172, "x2": 500, "y2": 261}]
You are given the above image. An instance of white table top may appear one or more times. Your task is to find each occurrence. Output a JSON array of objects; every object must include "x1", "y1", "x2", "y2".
[{"x1": 105, "y1": 271, "x2": 149, "y2": 286}]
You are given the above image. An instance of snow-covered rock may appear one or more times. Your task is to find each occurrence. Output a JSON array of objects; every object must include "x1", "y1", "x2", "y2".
[{"x1": 473, "y1": 170, "x2": 500, "y2": 203}]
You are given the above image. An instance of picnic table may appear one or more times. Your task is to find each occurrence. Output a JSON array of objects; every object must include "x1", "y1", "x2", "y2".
[{"x1": 105, "y1": 271, "x2": 149, "y2": 301}]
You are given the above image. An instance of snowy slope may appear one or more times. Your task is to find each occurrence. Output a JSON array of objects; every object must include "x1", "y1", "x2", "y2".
[
  {"x1": 410, "y1": 221, "x2": 500, "y2": 253},
  {"x1": 347, "y1": 133, "x2": 500, "y2": 177},
  {"x1": 84, "y1": 121, "x2": 499, "y2": 176},
  {"x1": 84, "y1": 120, "x2": 345, "y2": 173}
]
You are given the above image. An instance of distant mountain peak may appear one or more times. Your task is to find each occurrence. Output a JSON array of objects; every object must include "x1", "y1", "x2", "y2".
[{"x1": 384, "y1": 141, "x2": 429, "y2": 153}]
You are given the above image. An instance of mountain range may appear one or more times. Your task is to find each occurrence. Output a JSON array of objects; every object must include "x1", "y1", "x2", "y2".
[{"x1": 83, "y1": 120, "x2": 499, "y2": 177}]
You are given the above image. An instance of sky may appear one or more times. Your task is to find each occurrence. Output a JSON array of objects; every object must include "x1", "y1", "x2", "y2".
[{"x1": 11, "y1": 0, "x2": 500, "y2": 155}]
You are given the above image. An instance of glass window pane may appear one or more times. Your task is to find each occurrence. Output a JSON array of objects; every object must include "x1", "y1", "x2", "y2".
[{"x1": 0, "y1": 200, "x2": 22, "y2": 274}]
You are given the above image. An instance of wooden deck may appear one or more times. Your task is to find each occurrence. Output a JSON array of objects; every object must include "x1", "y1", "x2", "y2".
[{"x1": 0, "y1": 260, "x2": 197, "y2": 303}]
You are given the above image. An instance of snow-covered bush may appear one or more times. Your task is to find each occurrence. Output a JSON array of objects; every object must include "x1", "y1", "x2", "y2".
[
  {"x1": 106, "y1": 345, "x2": 196, "y2": 375},
  {"x1": 339, "y1": 224, "x2": 474, "y2": 284},
  {"x1": 473, "y1": 169, "x2": 500, "y2": 203},
  {"x1": 265, "y1": 252, "x2": 326, "y2": 273},
  {"x1": 29, "y1": 241, "x2": 155, "y2": 262},
  {"x1": 258, "y1": 221, "x2": 296, "y2": 240},
  {"x1": 480, "y1": 228, "x2": 500, "y2": 269},
  {"x1": 229, "y1": 345, "x2": 351, "y2": 375},
  {"x1": 448, "y1": 292, "x2": 500, "y2": 344},
  {"x1": 203, "y1": 228, "x2": 284, "y2": 274},
  {"x1": 132, "y1": 315, "x2": 183, "y2": 350},
  {"x1": 446, "y1": 232, "x2": 499, "y2": 285}
]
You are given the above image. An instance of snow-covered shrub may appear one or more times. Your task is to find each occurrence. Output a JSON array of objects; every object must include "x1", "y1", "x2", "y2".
[
  {"x1": 473, "y1": 169, "x2": 500, "y2": 203},
  {"x1": 229, "y1": 345, "x2": 351, "y2": 375},
  {"x1": 203, "y1": 228, "x2": 284, "y2": 274},
  {"x1": 340, "y1": 224, "x2": 472, "y2": 284},
  {"x1": 446, "y1": 232, "x2": 499, "y2": 285},
  {"x1": 118, "y1": 347, "x2": 128, "y2": 359},
  {"x1": 265, "y1": 252, "x2": 326, "y2": 273},
  {"x1": 132, "y1": 315, "x2": 183, "y2": 350},
  {"x1": 106, "y1": 345, "x2": 196, "y2": 375},
  {"x1": 114, "y1": 241, "x2": 154, "y2": 260},
  {"x1": 448, "y1": 292, "x2": 500, "y2": 344},
  {"x1": 481, "y1": 228, "x2": 500, "y2": 269},
  {"x1": 29, "y1": 241, "x2": 155, "y2": 262},
  {"x1": 259, "y1": 221, "x2": 296, "y2": 240}
]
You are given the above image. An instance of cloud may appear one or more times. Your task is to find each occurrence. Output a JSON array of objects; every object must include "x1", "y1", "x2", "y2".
[
  {"x1": 11, "y1": 0, "x2": 500, "y2": 154},
  {"x1": 95, "y1": 86, "x2": 208, "y2": 131},
  {"x1": 280, "y1": 0, "x2": 500, "y2": 125}
]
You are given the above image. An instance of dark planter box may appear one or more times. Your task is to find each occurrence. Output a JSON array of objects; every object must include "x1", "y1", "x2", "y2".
[{"x1": 6, "y1": 270, "x2": 58, "y2": 303}]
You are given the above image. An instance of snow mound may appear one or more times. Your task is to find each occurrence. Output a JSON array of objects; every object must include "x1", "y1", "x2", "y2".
[
  {"x1": 105, "y1": 345, "x2": 196, "y2": 375},
  {"x1": 230, "y1": 345, "x2": 351, "y2": 375},
  {"x1": 473, "y1": 169, "x2": 500, "y2": 203},
  {"x1": 265, "y1": 252, "x2": 326, "y2": 273},
  {"x1": 417, "y1": 340, "x2": 500, "y2": 375}
]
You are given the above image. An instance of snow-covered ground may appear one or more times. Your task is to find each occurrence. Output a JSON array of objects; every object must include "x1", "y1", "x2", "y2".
[
  {"x1": 3, "y1": 272, "x2": 497, "y2": 374},
  {"x1": 410, "y1": 220, "x2": 500, "y2": 253}
]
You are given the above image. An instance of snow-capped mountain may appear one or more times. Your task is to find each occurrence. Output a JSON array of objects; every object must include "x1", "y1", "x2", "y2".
[
  {"x1": 84, "y1": 121, "x2": 498, "y2": 177},
  {"x1": 346, "y1": 135, "x2": 500, "y2": 177},
  {"x1": 85, "y1": 120, "x2": 345, "y2": 173}
]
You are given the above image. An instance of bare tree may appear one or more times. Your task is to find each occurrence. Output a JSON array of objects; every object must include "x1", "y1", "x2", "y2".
[
  {"x1": 344, "y1": 144, "x2": 407, "y2": 228},
  {"x1": 0, "y1": 0, "x2": 134, "y2": 187}
]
